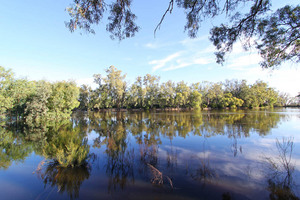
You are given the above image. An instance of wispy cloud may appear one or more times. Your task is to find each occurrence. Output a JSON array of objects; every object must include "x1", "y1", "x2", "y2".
[
  {"x1": 179, "y1": 35, "x2": 209, "y2": 46},
  {"x1": 226, "y1": 54, "x2": 262, "y2": 70},
  {"x1": 144, "y1": 40, "x2": 177, "y2": 49},
  {"x1": 149, "y1": 52, "x2": 182, "y2": 72},
  {"x1": 163, "y1": 57, "x2": 213, "y2": 71},
  {"x1": 148, "y1": 37, "x2": 215, "y2": 72},
  {"x1": 145, "y1": 42, "x2": 159, "y2": 49}
]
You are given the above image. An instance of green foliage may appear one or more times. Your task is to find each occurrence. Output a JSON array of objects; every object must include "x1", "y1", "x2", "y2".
[
  {"x1": 105, "y1": 66, "x2": 127, "y2": 109},
  {"x1": 24, "y1": 81, "x2": 52, "y2": 129},
  {"x1": 91, "y1": 66, "x2": 127, "y2": 109},
  {"x1": 257, "y1": 5, "x2": 300, "y2": 68},
  {"x1": 0, "y1": 67, "x2": 81, "y2": 127},
  {"x1": 8, "y1": 79, "x2": 36, "y2": 122},
  {"x1": 43, "y1": 124, "x2": 89, "y2": 167},
  {"x1": 78, "y1": 84, "x2": 92, "y2": 110},
  {"x1": 0, "y1": 65, "x2": 284, "y2": 128},
  {"x1": 158, "y1": 80, "x2": 175, "y2": 108},
  {"x1": 66, "y1": 0, "x2": 139, "y2": 40},
  {"x1": 220, "y1": 93, "x2": 244, "y2": 109},
  {"x1": 190, "y1": 90, "x2": 202, "y2": 109},
  {"x1": 0, "y1": 127, "x2": 33, "y2": 169},
  {"x1": 79, "y1": 67, "x2": 281, "y2": 110},
  {"x1": 175, "y1": 81, "x2": 190, "y2": 108},
  {"x1": 0, "y1": 66, "x2": 14, "y2": 123},
  {"x1": 143, "y1": 74, "x2": 160, "y2": 109},
  {"x1": 66, "y1": 1, "x2": 299, "y2": 68},
  {"x1": 48, "y1": 81, "x2": 80, "y2": 121}
]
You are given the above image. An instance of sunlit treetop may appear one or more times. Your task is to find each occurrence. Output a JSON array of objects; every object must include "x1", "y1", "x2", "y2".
[{"x1": 66, "y1": 0, "x2": 300, "y2": 69}]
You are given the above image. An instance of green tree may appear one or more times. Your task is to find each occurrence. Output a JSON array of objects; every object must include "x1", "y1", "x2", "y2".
[
  {"x1": 189, "y1": 90, "x2": 202, "y2": 109},
  {"x1": 127, "y1": 76, "x2": 145, "y2": 108},
  {"x1": 143, "y1": 74, "x2": 160, "y2": 109},
  {"x1": 104, "y1": 66, "x2": 127, "y2": 109},
  {"x1": 78, "y1": 84, "x2": 92, "y2": 110},
  {"x1": 158, "y1": 80, "x2": 176, "y2": 108},
  {"x1": 24, "y1": 81, "x2": 52, "y2": 129},
  {"x1": 8, "y1": 79, "x2": 36, "y2": 123},
  {"x1": 92, "y1": 74, "x2": 111, "y2": 109},
  {"x1": 0, "y1": 67, "x2": 14, "y2": 123},
  {"x1": 48, "y1": 81, "x2": 80, "y2": 121},
  {"x1": 265, "y1": 87, "x2": 278, "y2": 107},
  {"x1": 175, "y1": 81, "x2": 190, "y2": 108},
  {"x1": 205, "y1": 83, "x2": 224, "y2": 108}
]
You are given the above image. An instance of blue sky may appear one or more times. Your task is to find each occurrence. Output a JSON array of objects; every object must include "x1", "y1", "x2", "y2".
[{"x1": 0, "y1": 0, "x2": 299, "y2": 96}]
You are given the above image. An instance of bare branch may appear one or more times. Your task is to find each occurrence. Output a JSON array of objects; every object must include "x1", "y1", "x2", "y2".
[{"x1": 154, "y1": 0, "x2": 174, "y2": 36}]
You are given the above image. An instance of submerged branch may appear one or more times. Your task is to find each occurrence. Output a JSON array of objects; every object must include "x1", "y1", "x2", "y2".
[{"x1": 147, "y1": 163, "x2": 173, "y2": 189}]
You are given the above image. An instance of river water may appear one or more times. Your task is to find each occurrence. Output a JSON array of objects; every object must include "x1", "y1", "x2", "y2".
[{"x1": 1, "y1": 108, "x2": 300, "y2": 199}]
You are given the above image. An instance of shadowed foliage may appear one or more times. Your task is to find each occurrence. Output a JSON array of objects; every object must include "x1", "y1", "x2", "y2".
[{"x1": 66, "y1": 0, "x2": 299, "y2": 68}]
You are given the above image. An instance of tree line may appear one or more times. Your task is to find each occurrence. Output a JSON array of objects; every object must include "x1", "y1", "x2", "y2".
[
  {"x1": 79, "y1": 65, "x2": 291, "y2": 111},
  {"x1": 1, "y1": 65, "x2": 298, "y2": 126},
  {"x1": 0, "y1": 66, "x2": 80, "y2": 127}
]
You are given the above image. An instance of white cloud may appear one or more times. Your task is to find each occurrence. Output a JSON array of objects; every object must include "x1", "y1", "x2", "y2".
[
  {"x1": 149, "y1": 52, "x2": 182, "y2": 72},
  {"x1": 145, "y1": 42, "x2": 159, "y2": 49},
  {"x1": 163, "y1": 62, "x2": 191, "y2": 71},
  {"x1": 163, "y1": 57, "x2": 213, "y2": 71},
  {"x1": 264, "y1": 67, "x2": 300, "y2": 96},
  {"x1": 76, "y1": 77, "x2": 97, "y2": 89},
  {"x1": 144, "y1": 40, "x2": 177, "y2": 49},
  {"x1": 179, "y1": 35, "x2": 208, "y2": 46},
  {"x1": 227, "y1": 63, "x2": 300, "y2": 96},
  {"x1": 148, "y1": 37, "x2": 216, "y2": 72},
  {"x1": 226, "y1": 53, "x2": 262, "y2": 70},
  {"x1": 196, "y1": 45, "x2": 215, "y2": 54},
  {"x1": 146, "y1": 35, "x2": 216, "y2": 72}
]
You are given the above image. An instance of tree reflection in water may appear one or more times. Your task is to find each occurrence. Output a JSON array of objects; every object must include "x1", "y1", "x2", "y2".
[
  {"x1": 264, "y1": 138, "x2": 299, "y2": 200},
  {"x1": 33, "y1": 121, "x2": 95, "y2": 199},
  {"x1": 187, "y1": 140, "x2": 217, "y2": 187},
  {"x1": 0, "y1": 127, "x2": 34, "y2": 169},
  {"x1": 90, "y1": 112, "x2": 135, "y2": 192},
  {"x1": 1, "y1": 109, "x2": 299, "y2": 199},
  {"x1": 36, "y1": 162, "x2": 91, "y2": 199}
]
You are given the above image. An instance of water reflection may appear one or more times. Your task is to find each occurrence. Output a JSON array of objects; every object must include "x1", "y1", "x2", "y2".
[
  {"x1": 264, "y1": 138, "x2": 299, "y2": 200},
  {"x1": 43, "y1": 123, "x2": 91, "y2": 167},
  {"x1": 0, "y1": 127, "x2": 33, "y2": 169},
  {"x1": 0, "y1": 109, "x2": 299, "y2": 199},
  {"x1": 36, "y1": 162, "x2": 91, "y2": 199}
]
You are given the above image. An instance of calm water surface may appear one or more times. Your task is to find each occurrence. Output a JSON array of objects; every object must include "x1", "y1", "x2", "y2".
[{"x1": 1, "y1": 108, "x2": 300, "y2": 200}]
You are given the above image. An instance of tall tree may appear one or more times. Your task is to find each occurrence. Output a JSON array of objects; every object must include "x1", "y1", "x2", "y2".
[
  {"x1": 8, "y1": 79, "x2": 36, "y2": 123},
  {"x1": 127, "y1": 76, "x2": 145, "y2": 108},
  {"x1": 48, "y1": 81, "x2": 80, "y2": 121},
  {"x1": 158, "y1": 80, "x2": 176, "y2": 108},
  {"x1": 175, "y1": 81, "x2": 190, "y2": 108},
  {"x1": 0, "y1": 67, "x2": 14, "y2": 122},
  {"x1": 104, "y1": 66, "x2": 127, "y2": 109},
  {"x1": 143, "y1": 74, "x2": 160, "y2": 109},
  {"x1": 24, "y1": 81, "x2": 52, "y2": 129},
  {"x1": 78, "y1": 84, "x2": 92, "y2": 110}
]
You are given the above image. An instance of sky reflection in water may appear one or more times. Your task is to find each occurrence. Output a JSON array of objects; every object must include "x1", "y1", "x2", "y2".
[{"x1": 0, "y1": 108, "x2": 299, "y2": 200}]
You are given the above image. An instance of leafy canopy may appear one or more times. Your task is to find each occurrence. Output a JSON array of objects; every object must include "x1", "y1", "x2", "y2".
[{"x1": 66, "y1": 0, "x2": 300, "y2": 69}]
